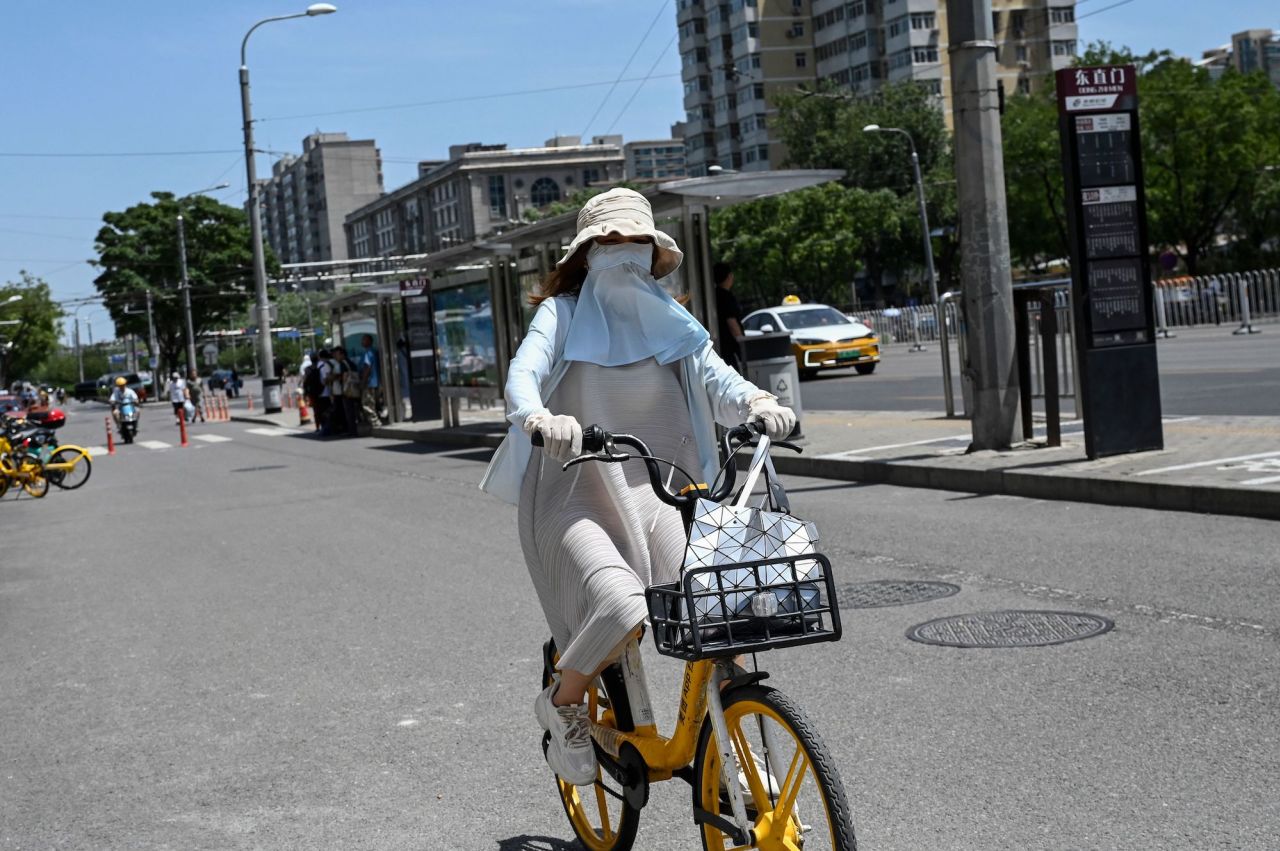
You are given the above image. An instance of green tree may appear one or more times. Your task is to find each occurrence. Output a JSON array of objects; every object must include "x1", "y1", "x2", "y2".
[
  {"x1": 92, "y1": 192, "x2": 272, "y2": 375},
  {"x1": 1001, "y1": 89, "x2": 1071, "y2": 271},
  {"x1": 0, "y1": 272, "x2": 64, "y2": 388},
  {"x1": 1140, "y1": 60, "x2": 1279, "y2": 274},
  {"x1": 767, "y1": 80, "x2": 955, "y2": 303}
]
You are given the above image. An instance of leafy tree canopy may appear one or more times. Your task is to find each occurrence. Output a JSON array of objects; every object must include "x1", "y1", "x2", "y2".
[
  {"x1": 92, "y1": 191, "x2": 275, "y2": 373},
  {"x1": 0, "y1": 272, "x2": 63, "y2": 387}
]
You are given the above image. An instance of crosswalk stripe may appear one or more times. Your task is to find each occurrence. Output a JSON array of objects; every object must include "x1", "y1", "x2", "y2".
[
  {"x1": 244, "y1": 427, "x2": 300, "y2": 437},
  {"x1": 137, "y1": 440, "x2": 172, "y2": 450},
  {"x1": 192, "y1": 434, "x2": 233, "y2": 443},
  {"x1": 83, "y1": 446, "x2": 108, "y2": 457}
]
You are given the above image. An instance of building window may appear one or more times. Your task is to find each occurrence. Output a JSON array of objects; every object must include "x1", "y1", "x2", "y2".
[
  {"x1": 1052, "y1": 40, "x2": 1077, "y2": 56},
  {"x1": 913, "y1": 46, "x2": 939, "y2": 64},
  {"x1": 1049, "y1": 6, "x2": 1074, "y2": 24},
  {"x1": 887, "y1": 16, "x2": 906, "y2": 38},
  {"x1": 910, "y1": 13, "x2": 935, "y2": 30},
  {"x1": 1011, "y1": 10, "x2": 1026, "y2": 36},
  {"x1": 1016, "y1": 44, "x2": 1028, "y2": 62},
  {"x1": 795, "y1": 51, "x2": 807, "y2": 68},
  {"x1": 583, "y1": 168, "x2": 601, "y2": 186},
  {"x1": 530, "y1": 177, "x2": 561, "y2": 208},
  {"x1": 1017, "y1": 77, "x2": 1032, "y2": 94},
  {"x1": 991, "y1": 11, "x2": 1000, "y2": 34},
  {"x1": 488, "y1": 175, "x2": 506, "y2": 217}
]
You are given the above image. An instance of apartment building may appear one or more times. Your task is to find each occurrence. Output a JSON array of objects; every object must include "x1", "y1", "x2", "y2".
[
  {"x1": 344, "y1": 136, "x2": 625, "y2": 258},
  {"x1": 1198, "y1": 29, "x2": 1280, "y2": 87},
  {"x1": 676, "y1": 0, "x2": 1078, "y2": 173},
  {"x1": 256, "y1": 133, "x2": 383, "y2": 265},
  {"x1": 624, "y1": 137, "x2": 689, "y2": 180}
]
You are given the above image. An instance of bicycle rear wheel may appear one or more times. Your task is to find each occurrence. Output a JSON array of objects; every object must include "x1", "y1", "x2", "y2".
[
  {"x1": 541, "y1": 642, "x2": 641, "y2": 851},
  {"x1": 46, "y1": 447, "x2": 92, "y2": 489},
  {"x1": 694, "y1": 684, "x2": 856, "y2": 850}
]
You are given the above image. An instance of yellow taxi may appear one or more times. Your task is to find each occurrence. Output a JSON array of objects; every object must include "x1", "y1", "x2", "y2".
[{"x1": 742, "y1": 300, "x2": 880, "y2": 378}]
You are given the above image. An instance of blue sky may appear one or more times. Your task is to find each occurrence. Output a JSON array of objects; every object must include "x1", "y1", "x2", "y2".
[{"x1": 2, "y1": 0, "x2": 1277, "y2": 342}]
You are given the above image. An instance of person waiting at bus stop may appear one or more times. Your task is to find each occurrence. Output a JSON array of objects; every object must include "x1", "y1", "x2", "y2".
[{"x1": 479, "y1": 188, "x2": 796, "y2": 785}]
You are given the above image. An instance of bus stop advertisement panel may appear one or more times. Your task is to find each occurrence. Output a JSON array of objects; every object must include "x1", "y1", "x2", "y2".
[
  {"x1": 1057, "y1": 64, "x2": 1163, "y2": 458},
  {"x1": 400, "y1": 278, "x2": 442, "y2": 422}
]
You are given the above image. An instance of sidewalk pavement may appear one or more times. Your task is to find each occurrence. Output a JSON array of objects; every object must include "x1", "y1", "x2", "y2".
[{"x1": 230, "y1": 389, "x2": 1280, "y2": 521}]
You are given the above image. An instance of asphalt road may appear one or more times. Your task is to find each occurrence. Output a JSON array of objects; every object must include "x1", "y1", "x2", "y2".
[
  {"x1": 2, "y1": 408, "x2": 1278, "y2": 849},
  {"x1": 800, "y1": 325, "x2": 1280, "y2": 417}
]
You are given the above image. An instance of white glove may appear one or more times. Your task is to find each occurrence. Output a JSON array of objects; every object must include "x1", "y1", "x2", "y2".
[
  {"x1": 748, "y1": 396, "x2": 796, "y2": 441},
  {"x1": 524, "y1": 410, "x2": 583, "y2": 463}
]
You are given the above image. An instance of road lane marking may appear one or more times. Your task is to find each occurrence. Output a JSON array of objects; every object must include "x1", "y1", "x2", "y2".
[
  {"x1": 1135, "y1": 450, "x2": 1280, "y2": 476},
  {"x1": 138, "y1": 440, "x2": 172, "y2": 450},
  {"x1": 244, "y1": 427, "x2": 301, "y2": 437},
  {"x1": 192, "y1": 434, "x2": 233, "y2": 443},
  {"x1": 83, "y1": 446, "x2": 107, "y2": 457},
  {"x1": 1242, "y1": 475, "x2": 1280, "y2": 486}
]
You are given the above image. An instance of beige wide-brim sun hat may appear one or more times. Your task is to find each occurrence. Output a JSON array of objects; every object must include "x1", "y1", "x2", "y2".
[{"x1": 557, "y1": 187, "x2": 683, "y2": 279}]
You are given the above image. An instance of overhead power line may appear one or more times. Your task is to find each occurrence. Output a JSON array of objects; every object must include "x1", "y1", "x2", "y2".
[
  {"x1": 256, "y1": 73, "x2": 682, "y2": 123},
  {"x1": 606, "y1": 34, "x2": 681, "y2": 134},
  {"x1": 0, "y1": 149, "x2": 243, "y2": 159},
  {"x1": 580, "y1": 0, "x2": 673, "y2": 139}
]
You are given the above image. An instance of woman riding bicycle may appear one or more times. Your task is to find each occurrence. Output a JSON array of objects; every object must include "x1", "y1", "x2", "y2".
[{"x1": 481, "y1": 189, "x2": 796, "y2": 786}]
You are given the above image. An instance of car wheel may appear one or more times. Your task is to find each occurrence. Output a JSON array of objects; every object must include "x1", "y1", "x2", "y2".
[{"x1": 854, "y1": 363, "x2": 877, "y2": 376}]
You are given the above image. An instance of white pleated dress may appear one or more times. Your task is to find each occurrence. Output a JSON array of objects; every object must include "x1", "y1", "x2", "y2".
[{"x1": 518, "y1": 358, "x2": 701, "y2": 675}]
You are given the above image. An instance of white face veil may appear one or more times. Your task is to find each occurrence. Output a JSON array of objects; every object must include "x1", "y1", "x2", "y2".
[{"x1": 561, "y1": 242, "x2": 710, "y2": 367}]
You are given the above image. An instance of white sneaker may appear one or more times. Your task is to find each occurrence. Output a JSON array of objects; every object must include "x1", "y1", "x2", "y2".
[{"x1": 534, "y1": 680, "x2": 598, "y2": 786}]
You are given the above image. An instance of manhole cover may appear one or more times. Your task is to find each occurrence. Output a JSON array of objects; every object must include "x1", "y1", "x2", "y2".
[
  {"x1": 839, "y1": 580, "x2": 961, "y2": 609},
  {"x1": 906, "y1": 610, "x2": 1114, "y2": 648}
]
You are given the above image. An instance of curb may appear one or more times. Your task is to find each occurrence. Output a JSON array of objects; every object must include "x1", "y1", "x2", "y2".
[
  {"x1": 766, "y1": 454, "x2": 1280, "y2": 522},
  {"x1": 367, "y1": 423, "x2": 1280, "y2": 522},
  {"x1": 229, "y1": 414, "x2": 301, "y2": 428}
]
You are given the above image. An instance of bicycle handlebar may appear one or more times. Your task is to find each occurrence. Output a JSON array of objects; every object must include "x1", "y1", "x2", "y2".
[{"x1": 530, "y1": 421, "x2": 798, "y2": 510}]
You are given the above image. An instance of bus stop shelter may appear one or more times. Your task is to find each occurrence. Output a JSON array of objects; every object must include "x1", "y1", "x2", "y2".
[{"x1": 326, "y1": 170, "x2": 843, "y2": 427}]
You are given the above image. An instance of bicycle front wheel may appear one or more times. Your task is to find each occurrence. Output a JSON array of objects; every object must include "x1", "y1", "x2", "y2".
[
  {"x1": 541, "y1": 646, "x2": 640, "y2": 851},
  {"x1": 18, "y1": 457, "x2": 49, "y2": 498},
  {"x1": 694, "y1": 684, "x2": 856, "y2": 850},
  {"x1": 47, "y1": 447, "x2": 92, "y2": 489}
]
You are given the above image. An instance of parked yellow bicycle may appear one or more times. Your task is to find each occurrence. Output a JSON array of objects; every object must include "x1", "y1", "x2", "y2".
[
  {"x1": 534, "y1": 424, "x2": 855, "y2": 850},
  {"x1": 0, "y1": 446, "x2": 48, "y2": 498},
  {"x1": 1, "y1": 411, "x2": 92, "y2": 491}
]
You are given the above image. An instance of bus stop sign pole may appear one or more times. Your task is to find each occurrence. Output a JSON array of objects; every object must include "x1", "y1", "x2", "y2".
[{"x1": 1056, "y1": 65, "x2": 1163, "y2": 458}]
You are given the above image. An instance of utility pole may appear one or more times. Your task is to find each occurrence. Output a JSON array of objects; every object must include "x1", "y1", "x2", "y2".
[
  {"x1": 75, "y1": 319, "x2": 84, "y2": 383},
  {"x1": 177, "y1": 213, "x2": 198, "y2": 377},
  {"x1": 146, "y1": 290, "x2": 159, "y2": 401},
  {"x1": 947, "y1": 0, "x2": 1019, "y2": 449}
]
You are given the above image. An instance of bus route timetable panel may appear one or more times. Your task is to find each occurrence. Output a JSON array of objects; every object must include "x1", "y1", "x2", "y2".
[
  {"x1": 1074, "y1": 113, "x2": 1136, "y2": 187},
  {"x1": 1082, "y1": 186, "x2": 1140, "y2": 259}
]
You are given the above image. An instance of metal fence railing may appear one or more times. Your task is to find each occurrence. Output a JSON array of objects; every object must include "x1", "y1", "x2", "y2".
[
  {"x1": 1153, "y1": 269, "x2": 1279, "y2": 333},
  {"x1": 847, "y1": 268, "x2": 1276, "y2": 417}
]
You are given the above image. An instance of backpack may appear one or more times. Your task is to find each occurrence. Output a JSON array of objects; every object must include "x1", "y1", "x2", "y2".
[{"x1": 302, "y1": 364, "x2": 324, "y2": 398}]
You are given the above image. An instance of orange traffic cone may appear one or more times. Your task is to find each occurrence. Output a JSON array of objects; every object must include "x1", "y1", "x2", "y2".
[{"x1": 298, "y1": 393, "x2": 312, "y2": 426}]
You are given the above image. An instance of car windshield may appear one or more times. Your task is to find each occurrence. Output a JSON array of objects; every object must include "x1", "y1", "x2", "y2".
[{"x1": 781, "y1": 307, "x2": 851, "y2": 330}]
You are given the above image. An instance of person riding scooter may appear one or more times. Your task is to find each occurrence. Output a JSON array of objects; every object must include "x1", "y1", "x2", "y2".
[{"x1": 108, "y1": 376, "x2": 140, "y2": 444}]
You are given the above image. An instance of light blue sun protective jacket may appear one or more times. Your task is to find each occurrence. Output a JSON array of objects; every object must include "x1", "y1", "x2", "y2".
[{"x1": 479, "y1": 296, "x2": 769, "y2": 504}]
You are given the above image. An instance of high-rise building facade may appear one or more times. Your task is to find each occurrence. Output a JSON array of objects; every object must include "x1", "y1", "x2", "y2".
[
  {"x1": 256, "y1": 132, "x2": 383, "y2": 265},
  {"x1": 676, "y1": 0, "x2": 1078, "y2": 174},
  {"x1": 1198, "y1": 29, "x2": 1280, "y2": 87}
]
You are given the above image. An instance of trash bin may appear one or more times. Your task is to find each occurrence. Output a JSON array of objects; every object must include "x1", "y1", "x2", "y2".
[
  {"x1": 261, "y1": 377, "x2": 283, "y2": 413},
  {"x1": 739, "y1": 332, "x2": 803, "y2": 438}
]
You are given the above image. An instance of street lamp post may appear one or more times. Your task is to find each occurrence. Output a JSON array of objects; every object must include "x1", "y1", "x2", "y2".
[
  {"x1": 176, "y1": 183, "x2": 230, "y2": 377},
  {"x1": 864, "y1": 124, "x2": 941, "y2": 355},
  {"x1": 239, "y1": 3, "x2": 336, "y2": 413}
]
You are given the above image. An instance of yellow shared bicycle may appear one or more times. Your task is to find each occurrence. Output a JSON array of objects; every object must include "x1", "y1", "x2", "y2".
[
  {"x1": 534, "y1": 423, "x2": 855, "y2": 850},
  {"x1": 0, "y1": 446, "x2": 48, "y2": 498},
  {"x1": 2, "y1": 412, "x2": 92, "y2": 491}
]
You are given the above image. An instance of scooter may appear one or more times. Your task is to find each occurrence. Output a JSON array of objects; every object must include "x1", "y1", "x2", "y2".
[{"x1": 117, "y1": 399, "x2": 139, "y2": 444}]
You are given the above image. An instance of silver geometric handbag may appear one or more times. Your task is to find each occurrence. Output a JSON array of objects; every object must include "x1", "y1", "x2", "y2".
[{"x1": 682, "y1": 438, "x2": 822, "y2": 622}]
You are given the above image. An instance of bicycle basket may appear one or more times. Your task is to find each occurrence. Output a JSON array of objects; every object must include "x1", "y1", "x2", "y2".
[{"x1": 646, "y1": 553, "x2": 842, "y2": 661}]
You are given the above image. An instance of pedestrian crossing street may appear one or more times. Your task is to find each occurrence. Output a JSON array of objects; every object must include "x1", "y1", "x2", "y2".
[{"x1": 83, "y1": 425, "x2": 307, "y2": 456}]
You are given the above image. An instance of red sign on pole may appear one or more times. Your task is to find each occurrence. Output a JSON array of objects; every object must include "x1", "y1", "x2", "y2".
[{"x1": 1056, "y1": 64, "x2": 1137, "y2": 113}]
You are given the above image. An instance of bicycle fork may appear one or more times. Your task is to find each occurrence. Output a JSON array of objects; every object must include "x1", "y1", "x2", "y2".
[{"x1": 705, "y1": 661, "x2": 753, "y2": 845}]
